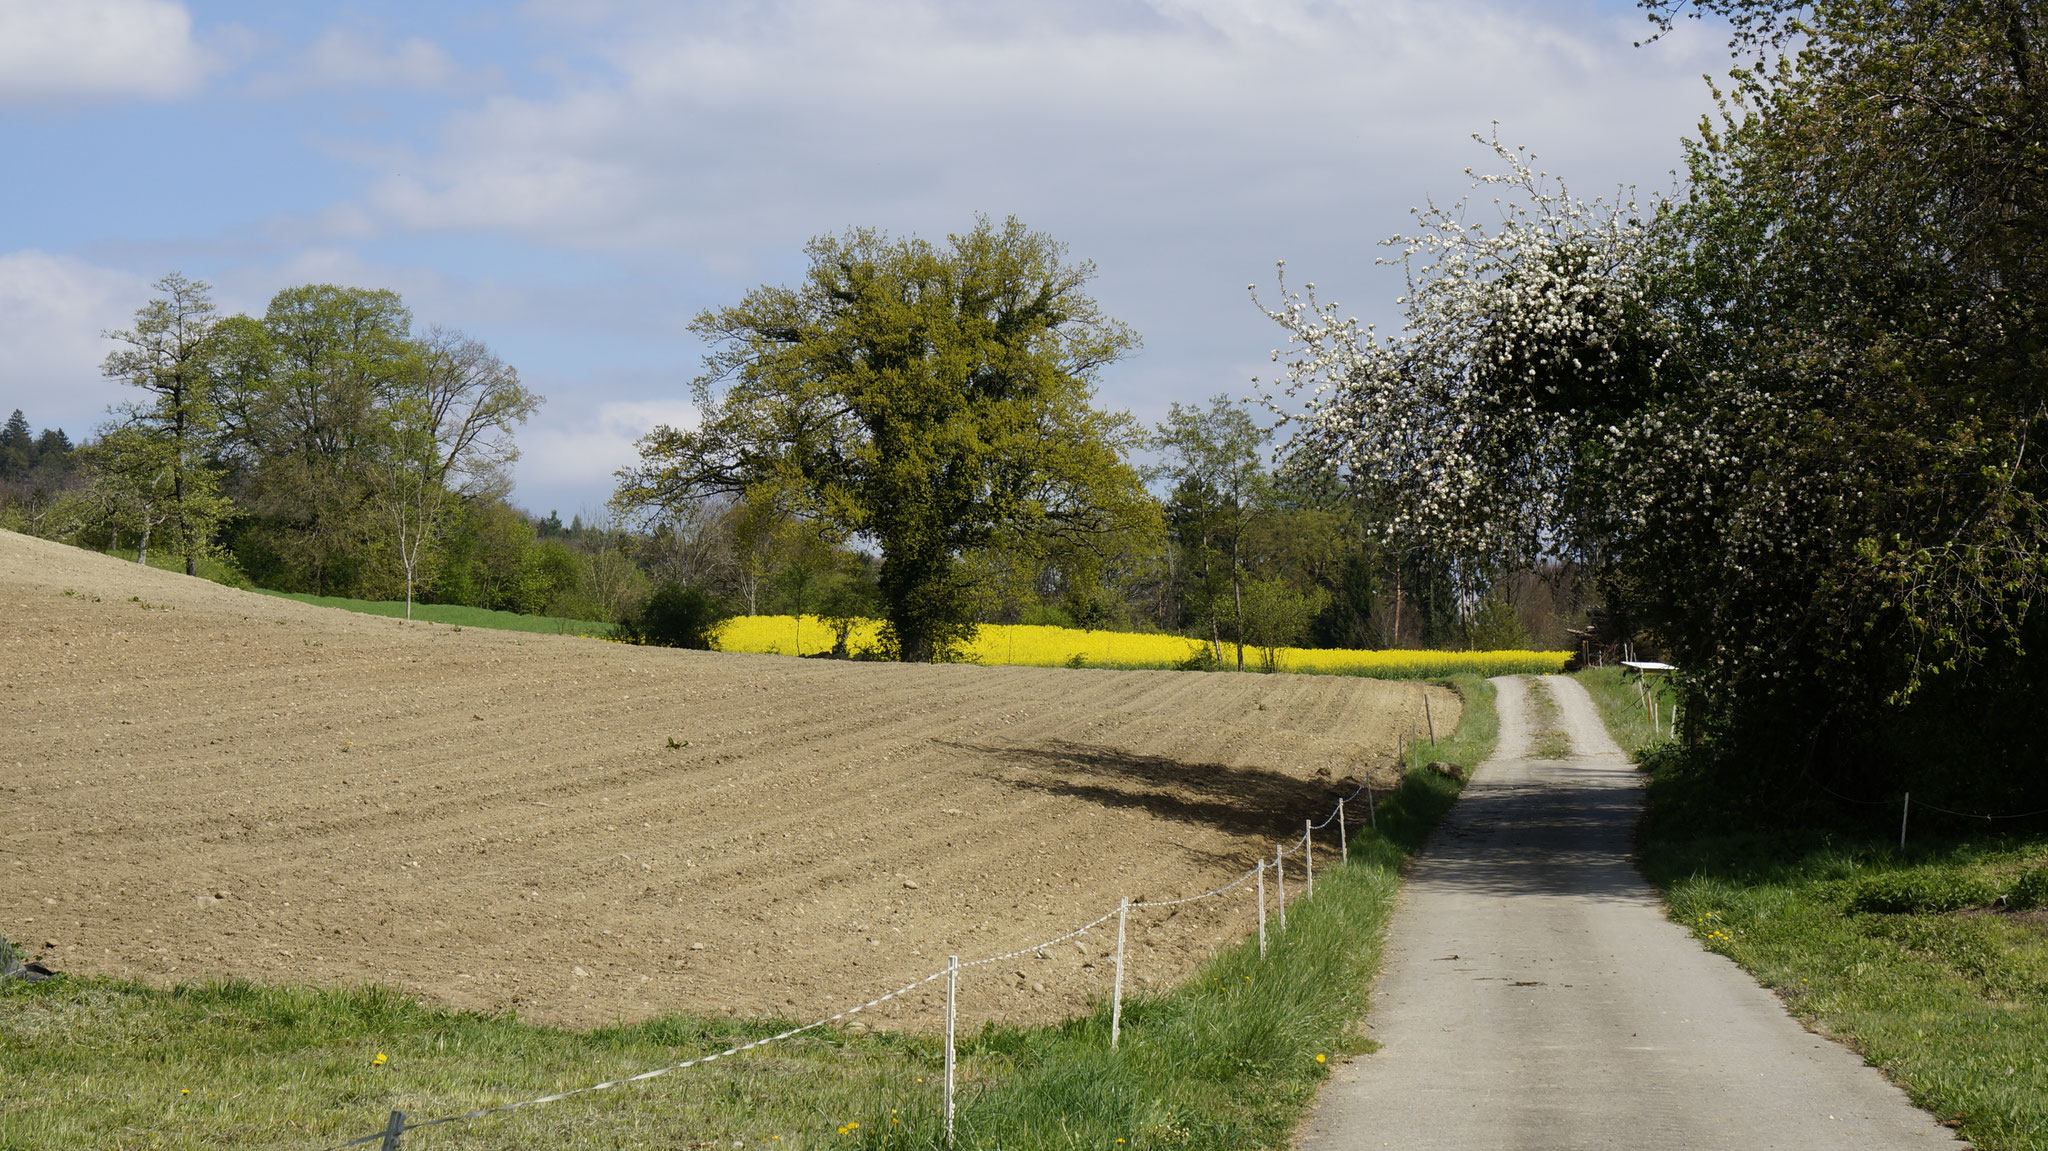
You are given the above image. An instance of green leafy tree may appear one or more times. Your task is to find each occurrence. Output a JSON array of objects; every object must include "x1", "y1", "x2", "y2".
[
  {"x1": 372, "y1": 329, "x2": 541, "y2": 616},
  {"x1": 1240, "y1": 576, "x2": 1329, "y2": 672},
  {"x1": 1152, "y1": 395, "x2": 1274, "y2": 670},
  {"x1": 100, "y1": 272, "x2": 226, "y2": 575},
  {"x1": 76, "y1": 424, "x2": 227, "y2": 565},
  {"x1": 217, "y1": 285, "x2": 419, "y2": 593},
  {"x1": 617, "y1": 217, "x2": 1155, "y2": 662}
]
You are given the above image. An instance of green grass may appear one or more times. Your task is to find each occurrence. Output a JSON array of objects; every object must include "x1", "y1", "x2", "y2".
[
  {"x1": 1609, "y1": 716, "x2": 2048, "y2": 1149},
  {"x1": 1523, "y1": 676, "x2": 1572, "y2": 759},
  {"x1": 99, "y1": 546, "x2": 256, "y2": 589},
  {"x1": 251, "y1": 591, "x2": 615, "y2": 638},
  {"x1": 1, "y1": 680, "x2": 1496, "y2": 1151},
  {"x1": 1575, "y1": 665, "x2": 1677, "y2": 758}
]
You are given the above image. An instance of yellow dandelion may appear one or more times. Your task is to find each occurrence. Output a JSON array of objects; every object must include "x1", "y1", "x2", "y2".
[
  {"x1": 372, "y1": 1053, "x2": 388, "y2": 1066},
  {"x1": 1316, "y1": 1053, "x2": 1327, "y2": 1063}
]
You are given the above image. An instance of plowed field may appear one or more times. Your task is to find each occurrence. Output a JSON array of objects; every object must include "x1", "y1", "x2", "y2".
[{"x1": 0, "y1": 530, "x2": 1455, "y2": 1030}]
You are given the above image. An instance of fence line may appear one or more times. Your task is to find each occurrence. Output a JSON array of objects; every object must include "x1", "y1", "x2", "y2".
[
  {"x1": 323, "y1": 765, "x2": 1384, "y2": 1149},
  {"x1": 1799, "y1": 763, "x2": 2048, "y2": 828}
]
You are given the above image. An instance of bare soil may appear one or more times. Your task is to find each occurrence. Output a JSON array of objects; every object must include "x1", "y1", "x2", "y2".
[{"x1": 0, "y1": 530, "x2": 1454, "y2": 1031}]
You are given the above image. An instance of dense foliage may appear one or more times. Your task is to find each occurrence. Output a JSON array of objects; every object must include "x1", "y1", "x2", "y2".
[
  {"x1": 1266, "y1": 0, "x2": 2048, "y2": 808},
  {"x1": 617, "y1": 217, "x2": 1162, "y2": 661}
]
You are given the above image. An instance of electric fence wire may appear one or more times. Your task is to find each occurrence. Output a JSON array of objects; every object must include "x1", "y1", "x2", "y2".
[
  {"x1": 1800, "y1": 764, "x2": 2048, "y2": 821},
  {"x1": 319, "y1": 769, "x2": 1370, "y2": 1149},
  {"x1": 320, "y1": 967, "x2": 951, "y2": 1150}
]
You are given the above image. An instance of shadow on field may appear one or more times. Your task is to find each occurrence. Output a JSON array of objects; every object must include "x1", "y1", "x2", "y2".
[{"x1": 949, "y1": 739, "x2": 1340, "y2": 839}]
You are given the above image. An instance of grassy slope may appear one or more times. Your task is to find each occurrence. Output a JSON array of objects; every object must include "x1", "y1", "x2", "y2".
[
  {"x1": 1577, "y1": 670, "x2": 2048, "y2": 1151},
  {"x1": 250, "y1": 590, "x2": 614, "y2": 637},
  {"x1": 1, "y1": 680, "x2": 1496, "y2": 1151}
]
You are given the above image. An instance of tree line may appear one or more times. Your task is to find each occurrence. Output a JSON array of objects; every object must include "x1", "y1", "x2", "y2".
[
  {"x1": 0, "y1": 248, "x2": 1585, "y2": 656},
  {"x1": 0, "y1": 275, "x2": 572, "y2": 618}
]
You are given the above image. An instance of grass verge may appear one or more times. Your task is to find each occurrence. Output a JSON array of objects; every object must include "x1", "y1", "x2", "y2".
[
  {"x1": 1575, "y1": 665, "x2": 1676, "y2": 758},
  {"x1": 2, "y1": 680, "x2": 1495, "y2": 1150},
  {"x1": 250, "y1": 590, "x2": 615, "y2": 637},
  {"x1": 1592, "y1": 688, "x2": 2048, "y2": 1150}
]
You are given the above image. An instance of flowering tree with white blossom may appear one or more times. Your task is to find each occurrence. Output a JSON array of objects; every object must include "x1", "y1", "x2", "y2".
[
  {"x1": 1265, "y1": 0, "x2": 2048, "y2": 811},
  {"x1": 1253, "y1": 131, "x2": 1679, "y2": 600}
]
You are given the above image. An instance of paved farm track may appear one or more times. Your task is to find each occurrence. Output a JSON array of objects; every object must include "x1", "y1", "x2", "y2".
[
  {"x1": 1300, "y1": 675, "x2": 1962, "y2": 1151},
  {"x1": 0, "y1": 530, "x2": 1450, "y2": 1030}
]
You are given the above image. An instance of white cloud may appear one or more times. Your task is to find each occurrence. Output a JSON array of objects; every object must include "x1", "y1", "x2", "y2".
[
  {"x1": 336, "y1": 0, "x2": 1726, "y2": 510},
  {"x1": 0, "y1": 251, "x2": 147, "y2": 433},
  {"x1": 356, "y1": 0, "x2": 1722, "y2": 324},
  {"x1": 305, "y1": 27, "x2": 456, "y2": 90},
  {"x1": 516, "y1": 396, "x2": 699, "y2": 512},
  {"x1": 0, "y1": 0, "x2": 212, "y2": 102}
]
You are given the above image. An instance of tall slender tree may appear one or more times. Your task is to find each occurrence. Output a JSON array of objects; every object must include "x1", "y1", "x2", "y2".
[
  {"x1": 1152, "y1": 395, "x2": 1274, "y2": 670},
  {"x1": 101, "y1": 272, "x2": 226, "y2": 575}
]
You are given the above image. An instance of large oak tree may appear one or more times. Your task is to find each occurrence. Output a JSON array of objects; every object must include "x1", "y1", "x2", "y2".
[{"x1": 617, "y1": 217, "x2": 1157, "y2": 661}]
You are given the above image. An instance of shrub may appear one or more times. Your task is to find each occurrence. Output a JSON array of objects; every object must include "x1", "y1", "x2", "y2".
[
  {"x1": 2007, "y1": 867, "x2": 2048, "y2": 912},
  {"x1": 1847, "y1": 870, "x2": 2001, "y2": 915},
  {"x1": 618, "y1": 582, "x2": 731, "y2": 649}
]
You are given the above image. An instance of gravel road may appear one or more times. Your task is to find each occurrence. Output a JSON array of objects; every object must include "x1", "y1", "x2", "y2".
[{"x1": 1298, "y1": 674, "x2": 1965, "y2": 1150}]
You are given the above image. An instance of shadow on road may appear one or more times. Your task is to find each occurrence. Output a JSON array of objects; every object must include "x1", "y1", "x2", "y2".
[{"x1": 1416, "y1": 760, "x2": 1655, "y2": 903}]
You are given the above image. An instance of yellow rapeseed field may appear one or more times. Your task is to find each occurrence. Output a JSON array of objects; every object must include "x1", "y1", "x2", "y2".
[{"x1": 710, "y1": 615, "x2": 1568, "y2": 679}]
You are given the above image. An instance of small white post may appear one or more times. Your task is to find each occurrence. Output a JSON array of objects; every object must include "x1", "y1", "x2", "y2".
[
  {"x1": 1255, "y1": 861, "x2": 1267, "y2": 958},
  {"x1": 1304, "y1": 821, "x2": 1314, "y2": 897},
  {"x1": 1275, "y1": 845, "x2": 1287, "y2": 931},
  {"x1": 1900, "y1": 792, "x2": 1911, "y2": 850},
  {"x1": 1337, "y1": 797, "x2": 1347, "y2": 860},
  {"x1": 1110, "y1": 896, "x2": 1128, "y2": 1050},
  {"x1": 944, "y1": 954, "x2": 958, "y2": 1146}
]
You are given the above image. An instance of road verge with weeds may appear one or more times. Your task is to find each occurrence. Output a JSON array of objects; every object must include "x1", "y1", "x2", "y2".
[
  {"x1": 1577, "y1": 669, "x2": 2048, "y2": 1151},
  {"x1": 1, "y1": 678, "x2": 1495, "y2": 1151}
]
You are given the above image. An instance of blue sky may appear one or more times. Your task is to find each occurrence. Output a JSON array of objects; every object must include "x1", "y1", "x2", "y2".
[{"x1": 0, "y1": 0, "x2": 1725, "y2": 519}]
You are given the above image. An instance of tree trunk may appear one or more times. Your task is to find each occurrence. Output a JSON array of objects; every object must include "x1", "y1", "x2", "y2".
[
  {"x1": 1392, "y1": 564, "x2": 1404, "y2": 649},
  {"x1": 136, "y1": 525, "x2": 151, "y2": 566},
  {"x1": 1232, "y1": 534, "x2": 1244, "y2": 672}
]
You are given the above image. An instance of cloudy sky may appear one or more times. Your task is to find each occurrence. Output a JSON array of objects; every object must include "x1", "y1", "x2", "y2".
[{"x1": 0, "y1": 0, "x2": 1725, "y2": 519}]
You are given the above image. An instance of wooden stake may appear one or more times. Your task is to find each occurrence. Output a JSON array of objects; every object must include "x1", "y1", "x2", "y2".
[
  {"x1": 1256, "y1": 862, "x2": 1267, "y2": 957},
  {"x1": 944, "y1": 956, "x2": 958, "y2": 1146},
  {"x1": 1110, "y1": 898, "x2": 1128, "y2": 1050}
]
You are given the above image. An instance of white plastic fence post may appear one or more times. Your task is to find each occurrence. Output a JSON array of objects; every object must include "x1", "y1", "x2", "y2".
[
  {"x1": 1110, "y1": 897, "x2": 1128, "y2": 1050},
  {"x1": 1338, "y1": 797, "x2": 1347, "y2": 860},
  {"x1": 944, "y1": 955, "x2": 958, "y2": 1147},
  {"x1": 1275, "y1": 845, "x2": 1287, "y2": 931},
  {"x1": 1256, "y1": 861, "x2": 1267, "y2": 958},
  {"x1": 1304, "y1": 821, "x2": 1314, "y2": 897}
]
